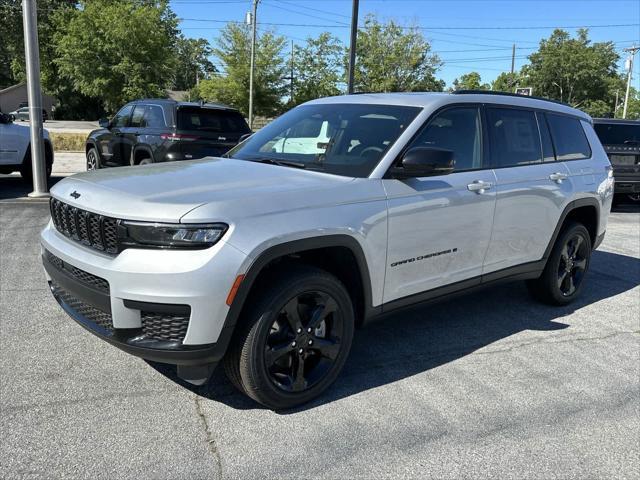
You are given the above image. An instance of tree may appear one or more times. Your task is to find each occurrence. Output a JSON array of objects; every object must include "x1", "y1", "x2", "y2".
[
  {"x1": 54, "y1": 0, "x2": 179, "y2": 112},
  {"x1": 451, "y1": 72, "x2": 489, "y2": 91},
  {"x1": 521, "y1": 29, "x2": 619, "y2": 116},
  {"x1": 491, "y1": 72, "x2": 522, "y2": 93},
  {"x1": 352, "y1": 15, "x2": 444, "y2": 93},
  {"x1": 196, "y1": 23, "x2": 287, "y2": 117},
  {"x1": 172, "y1": 36, "x2": 216, "y2": 91},
  {"x1": 292, "y1": 33, "x2": 344, "y2": 105}
]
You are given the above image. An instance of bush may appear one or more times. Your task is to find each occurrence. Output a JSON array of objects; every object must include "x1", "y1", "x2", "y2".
[{"x1": 49, "y1": 132, "x2": 86, "y2": 152}]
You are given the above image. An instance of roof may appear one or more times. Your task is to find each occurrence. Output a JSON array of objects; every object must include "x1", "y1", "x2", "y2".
[
  {"x1": 128, "y1": 98, "x2": 238, "y2": 111},
  {"x1": 592, "y1": 117, "x2": 640, "y2": 125},
  {"x1": 0, "y1": 83, "x2": 26, "y2": 95},
  {"x1": 306, "y1": 92, "x2": 591, "y2": 121}
]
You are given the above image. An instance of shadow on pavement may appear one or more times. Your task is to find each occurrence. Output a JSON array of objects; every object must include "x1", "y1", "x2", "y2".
[
  {"x1": 0, "y1": 175, "x2": 64, "y2": 200},
  {"x1": 149, "y1": 249, "x2": 640, "y2": 412}
]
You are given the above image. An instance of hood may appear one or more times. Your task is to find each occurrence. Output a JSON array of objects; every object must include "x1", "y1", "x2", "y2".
[{"x1": 50, "y1": 157, "x2": 355, "y2": 222}]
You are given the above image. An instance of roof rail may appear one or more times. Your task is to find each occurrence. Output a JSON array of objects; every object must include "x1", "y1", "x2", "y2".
[{"x1": 451, "y1": 90, "x2": 572, "y2": 108}]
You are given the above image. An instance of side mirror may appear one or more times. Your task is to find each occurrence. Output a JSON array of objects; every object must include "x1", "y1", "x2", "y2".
[
  {"x1": 392, "y1": 147, "x2": 455, "y2": 178},
  {"x1": 239, "y1": 132, "x2": 253, "y2": 143},
  {"x1": 98, "y1": 117, "x2": 110, "y2": 128}
]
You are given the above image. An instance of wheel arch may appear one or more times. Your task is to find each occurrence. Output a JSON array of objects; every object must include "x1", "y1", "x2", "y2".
[
  {"x1": 132, "y1": 145, "x2": 154, "y2": 165},
  {"x1": 544, "y1": 198, "x2": 600, "y2": 259},
  {"x1": 227, "y1": 235, "x2": 377, "y2": 333}
]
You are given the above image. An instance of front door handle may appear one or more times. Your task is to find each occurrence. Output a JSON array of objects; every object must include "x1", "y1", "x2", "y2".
[
  {"x1": 467, "y1": 180, "x2": 493, "y2": 194},
  {"x1": 549, "y1": 172, "x2": 568, "y2": 183}
]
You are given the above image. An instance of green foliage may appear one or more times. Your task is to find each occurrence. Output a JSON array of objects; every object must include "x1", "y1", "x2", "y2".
[
  {"x1": 352, "y1": 15, "x2": 444, "y2": 93},
  {"x1": 54, "y1": 0, "x2": 179, "y2": 112},
  {"x1": 521, "y1": 29, "x2": 619, "y2": 112},
  {"x1": 451, "y1": 72, "x2": 490, "y2": 91},
  {"x1": 173, "y1": 36, "x2": 216, "y2": 91},
  {"x1": 291, "y1": 32, "x2": 344, "y2": 105},
  {"x1": 195, "y1": 23, "x2": 287, "y2": 117},
  {"x1": 491, "y1": 72, "x2": 522, "y2": 93}
]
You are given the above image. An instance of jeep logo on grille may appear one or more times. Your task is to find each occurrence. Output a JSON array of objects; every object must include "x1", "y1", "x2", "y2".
[{"x1": 69, "y1": 191, "x2": 81, "y2": 199}]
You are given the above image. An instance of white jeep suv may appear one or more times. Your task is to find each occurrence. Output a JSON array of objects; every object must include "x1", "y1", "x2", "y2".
[
  {"x1": 41, "y1": 92, "x2": 613, "y2": 409},
  {"x1": 0, "y1": 110, "x2": 54, "y2": 180}
]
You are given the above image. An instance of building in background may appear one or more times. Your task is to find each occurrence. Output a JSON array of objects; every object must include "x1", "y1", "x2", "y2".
[{"x1": 0, "y1": 83, "x2": 56, "y2": 116}]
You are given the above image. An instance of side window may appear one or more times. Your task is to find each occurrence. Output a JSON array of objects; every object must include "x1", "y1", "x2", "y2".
[
  {"x1": 130, "y1": 105, "x2": 146, "y2": 128},
  {"x1": 112, "y1": 105, "x2": 133, "y2": 128},
  {"x1": 144, "y1": 105, "x2": 166, "y2": 128},
  {"x1": 487, "y1": 108, "x2": 542, "y2": 167},
  {"x1": 546, "y1": 113, "x2": 591, "y2": 161},
  {"x1": 408, "y1": 106, "x2": 483, "y2": 171},
  {"x1": 537, "y1": 112, "x2": 556, "y2": 162}
]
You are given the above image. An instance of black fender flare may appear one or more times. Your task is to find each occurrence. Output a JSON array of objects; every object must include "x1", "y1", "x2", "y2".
[
  {"x1": 130, "y1": 145, "x2": 154, "y2": 165},
  {"x1": 543, "y1": 197, "x2": 601, "y2": 259},
  {"x1": 214, "y1": 235, "x2": 378, "y2": 358}
]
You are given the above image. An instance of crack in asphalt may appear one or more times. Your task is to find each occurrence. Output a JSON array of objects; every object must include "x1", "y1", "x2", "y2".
[{"x1": 194, "y1": 395, "x2": 223, "y2": 479}]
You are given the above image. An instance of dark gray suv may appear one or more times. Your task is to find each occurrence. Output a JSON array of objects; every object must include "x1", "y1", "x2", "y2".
[{"x1": 85, "y1": 99, "x2": 250, "y2": 170}]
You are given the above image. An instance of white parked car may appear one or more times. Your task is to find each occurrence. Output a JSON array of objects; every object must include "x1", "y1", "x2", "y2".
[{"x1": 0, "y1": 110, "x2": 54, "y2": 180}]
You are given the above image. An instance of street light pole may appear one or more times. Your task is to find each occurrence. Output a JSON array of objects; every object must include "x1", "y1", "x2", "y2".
[
  {"x1": 22, "y1": 0, "x2": 48, "y2": 197},
  {"x1": 248, "y1": 0, "x2": 259, "y2": 130},
  {"x1": 347, "y1": 0, "x2": 359, "y2": 94},
  {"x1": 622, "y1": 46, "x2": 638, "y2": 119}
]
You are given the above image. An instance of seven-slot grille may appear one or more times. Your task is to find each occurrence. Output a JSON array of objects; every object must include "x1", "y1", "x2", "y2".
[{"x1": 50, "y1": 198, "x2": 119, "y2": 253}]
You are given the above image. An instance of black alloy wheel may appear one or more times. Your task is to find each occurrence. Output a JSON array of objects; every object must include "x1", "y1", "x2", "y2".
[
  {"x1": 224, "y1": 265, "x2": 354, "y2": 410},
  {"x1": 86, "y1": 148, "x2": 99, "y2": 170},
  {"x1": 265, "y1": 291, "x2": 344, "y2": 393},
  {"x1": 557, "y1": 233, "x2": 589, "y2": 297}
]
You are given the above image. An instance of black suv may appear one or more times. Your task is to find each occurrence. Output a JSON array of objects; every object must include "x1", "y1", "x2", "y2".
[
  {"x1": 85, "y1": 99, "x2": 250, "y2": 169},
  {"x1": 593, "y1": 118, "x2": 640, "y2": 202}
]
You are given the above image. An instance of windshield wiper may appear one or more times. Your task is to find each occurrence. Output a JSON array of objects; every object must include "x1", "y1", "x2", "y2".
[{"x1": 246, "y1": 156, "x2": 307, "y2": 169}]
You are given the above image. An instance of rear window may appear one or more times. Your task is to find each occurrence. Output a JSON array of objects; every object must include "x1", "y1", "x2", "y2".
[
  {"x1": 487, "y1": 107, "x2": 542, "y2": 167},
  {"x1": 546, "y1": 113, "x2": 591, "y2": 160},
  {"x1": 594, "y1": 123, "x2": 640, "y2": 145},
  {"x1": 177, "y1": 107, "x2": 250, "y2": 133}
]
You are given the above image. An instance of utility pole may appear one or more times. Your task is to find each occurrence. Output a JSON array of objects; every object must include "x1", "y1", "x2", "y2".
[
  {"x1": 347, "y1": 0, "x2": 359, "y2": 94},
  {"x1": 510, "y1": 44, "x2": 516, "y2": 75},
  {"x1": 622, "y1": 46, "x2": 638, "y2": 119},
  {"x1": 290, "y1": 40, "x2": 295, "y2": 104},
  {"x1": 22, "y1": 0, "x2": 48, "y2": 197},
  {"x1": 248, "y1": 0, "x2": 259, "y2": 130}
]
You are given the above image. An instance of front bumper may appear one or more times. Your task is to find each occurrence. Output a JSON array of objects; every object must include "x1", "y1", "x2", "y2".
[{"x1": 41, "y1": 221, "x2": 248, "y2": 362}]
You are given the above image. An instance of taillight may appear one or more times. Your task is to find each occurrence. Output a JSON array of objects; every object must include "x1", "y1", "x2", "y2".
[{"x1": 160, "y1": 133, "x2": 199, "y2": 142}]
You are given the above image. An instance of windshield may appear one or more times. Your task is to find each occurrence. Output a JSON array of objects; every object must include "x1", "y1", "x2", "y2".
[
  {"x1": 225, "y1": 103, "x2": 421, "y2": 177},
  {"x1": 594, "y1": 123, "x2": 640, "y2": 145}
]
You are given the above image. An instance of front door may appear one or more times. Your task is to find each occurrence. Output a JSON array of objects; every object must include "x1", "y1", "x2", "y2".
[
  {"x1": 97, "y1": 104, "x2": 133, "y2": 166},
  {"x1": 382, "y1": 105, "x2": 497, "y2": 305}
]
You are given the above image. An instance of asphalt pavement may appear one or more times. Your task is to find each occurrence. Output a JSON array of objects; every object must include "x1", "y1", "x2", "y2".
[{"x1": 0, "y1": 188, "x2": 638, "y2": 479}]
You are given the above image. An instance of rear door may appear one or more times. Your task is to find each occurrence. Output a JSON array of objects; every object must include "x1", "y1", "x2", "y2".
[
  {"x1": 176, "y1": 107, "x2": 250, "y2": 159},
  {"x1": 483, "y1": 107, "x2": 573, "y2": 274},
  {"x1": 382, "y1": 105, "x2": 497, "y2": 304},
  {"x1": 0, "y1": 122, "x2": 26, "y2": 165}
]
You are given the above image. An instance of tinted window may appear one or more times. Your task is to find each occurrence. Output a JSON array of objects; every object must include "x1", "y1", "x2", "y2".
[
  {"x1": 226, "y1": 103, "x2": 421, "y2": 178},
  {"x1": 177, "y1": 108, "x2": 249, "y2": 133},
  {"x1": 537, "y1": 112, "x2": 556, "y2": 162},
  {"x1": 594, "y1": 123, "x2": 640, "y2": 145},
  {"x1": 488, "y1": 108, "x2": 542, "y2": 167},
  {"x1": 112, "y1": 105, "x2": 133, "y2": 128},
  {"x1": 408, "y1": 107, "x2": 482, "y2": 171},
  {"x1": 144, "y1": 105, "x2": 166, "y2": 128},
  {"x1": 130, "y1": 105, "x2": 146, "y2": 128},
  {"x1": 546, "y1": 113, "x2": 591, "y2": 160}
]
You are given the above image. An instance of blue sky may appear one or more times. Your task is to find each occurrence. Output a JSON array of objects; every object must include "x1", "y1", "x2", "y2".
[{"x1": 171, "y1": 0, "x2": 640, "y2": 89}]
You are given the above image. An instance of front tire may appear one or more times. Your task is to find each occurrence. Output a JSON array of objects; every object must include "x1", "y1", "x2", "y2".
[
  {"x1": 86, "y1": 147, "x2": 100, "y2": 170},
  {"x1": 224, "y1": 265, "x2": 354, "y2": 410},
  {"x1": 527, "y1": 222, "x2": 592, "y2": 305}
]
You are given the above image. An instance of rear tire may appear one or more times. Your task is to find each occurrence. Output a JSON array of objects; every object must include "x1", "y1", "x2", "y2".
[
  {"x1": 139, "y1": 157, "x2": 152, "y2": 165},
  {"x1": 224, "y1": 265, "x2": 354, "y2": 410},
  {"x1": 19, "y1": 146, "x2": 52, "y2": 183},
  {"x1": 527, "y1": 222, "x2": 592, "y2": 305}
]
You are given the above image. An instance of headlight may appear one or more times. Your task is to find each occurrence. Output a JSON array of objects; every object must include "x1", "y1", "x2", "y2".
[{"x1": 120, "y1": 222, "x2": 228, "y2": 249}]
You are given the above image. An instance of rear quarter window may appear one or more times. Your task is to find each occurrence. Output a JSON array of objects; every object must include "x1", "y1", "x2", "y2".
[
  {"x1": 177, "y1": 108, "x2": 250, "y2": 133},
  {"x1": 546, "y1": 113, "x2": 591, "y2": 161}
]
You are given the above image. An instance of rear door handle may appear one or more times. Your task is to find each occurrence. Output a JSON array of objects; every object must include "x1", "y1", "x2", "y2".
[
  {"x1": 467, "y1": 180, "x2": 493, "y2": 194},
  {"x1": 549, "y1": 172, "x2": 568, "y2": 183}
]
